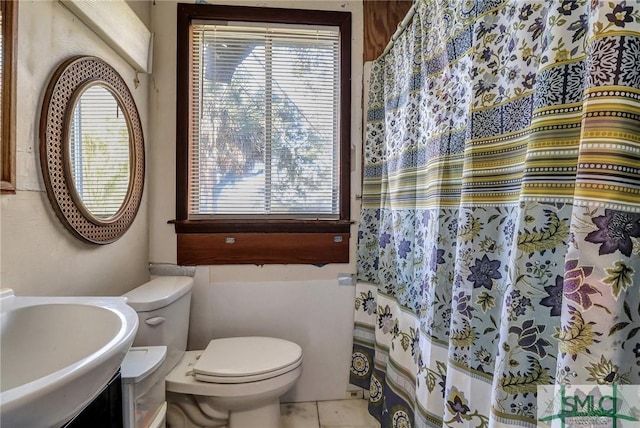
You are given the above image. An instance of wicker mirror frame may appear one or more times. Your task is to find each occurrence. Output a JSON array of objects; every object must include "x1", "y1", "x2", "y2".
[{"x1": 40, "y1": 56, "x2": 145, "y2": 244}]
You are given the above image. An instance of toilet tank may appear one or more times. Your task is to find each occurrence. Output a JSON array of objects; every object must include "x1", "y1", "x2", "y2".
[{"x1": 123, "y1": 276, "x2": 193, "y2": 372}]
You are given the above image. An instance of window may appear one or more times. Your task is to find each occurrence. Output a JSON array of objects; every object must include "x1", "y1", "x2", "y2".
[
  {"x1": 175, "y1": 4, "x2": 351, "y2": 265},
  {"x1": 1, "y1": 0, "x2": 17, "y2": 194}
]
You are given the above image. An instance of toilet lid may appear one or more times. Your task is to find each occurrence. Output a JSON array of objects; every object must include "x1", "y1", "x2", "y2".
[{"x1": 193, "y1": 337, "x2": 302, "y2": 383}]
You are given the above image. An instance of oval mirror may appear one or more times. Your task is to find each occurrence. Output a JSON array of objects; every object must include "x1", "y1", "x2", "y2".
[
  {"x1": 40, "y1": 56, "x2": 144, "y2": 244},
  {"x1": 68, "y1": 83, "x2": 132, "y2": 220}
]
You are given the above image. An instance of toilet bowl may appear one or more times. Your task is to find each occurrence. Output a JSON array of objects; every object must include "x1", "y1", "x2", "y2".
[
  {"x1": 123, "y1": 277, "x2": 303, "y2": 428},
  {"x1": 166, "y1": 337, "x2": 302, "y2": 428}
]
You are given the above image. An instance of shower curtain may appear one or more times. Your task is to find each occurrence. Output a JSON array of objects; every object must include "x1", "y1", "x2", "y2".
[{"x1": 350, "y1": 1, "x2": 640, "y2": 427}]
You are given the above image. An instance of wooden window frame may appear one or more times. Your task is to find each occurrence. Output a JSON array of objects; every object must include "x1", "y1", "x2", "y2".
[
  {"x1": 175, "y1": 3, "x2": 352, "y2": 265},
  {"x1": 1, "y1": 0, "x2": 17, "y2": 194}
]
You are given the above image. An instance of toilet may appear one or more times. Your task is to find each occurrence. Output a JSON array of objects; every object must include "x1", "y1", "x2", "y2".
[{"x1": 123, "y1": 276, "x2": 303, "y2": 428}]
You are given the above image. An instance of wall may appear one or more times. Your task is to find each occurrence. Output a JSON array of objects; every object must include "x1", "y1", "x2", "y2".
[
  {"x1": 363, "y1": 0, "x2": 413, "y2": 61},
  {"x1": 149, "y1": 0, "x2": 363, "y2": 402},
  {"x1": 0, "y1": 0, "x2": 150, "y2": 297}
]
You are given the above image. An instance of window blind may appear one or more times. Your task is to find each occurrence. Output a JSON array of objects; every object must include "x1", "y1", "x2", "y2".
[
  {"x1": 68, "y1": 85, "x2": 130, "y2": 218},
  {"x1": 190, "y1": 22, "x2": 341, "y2": 219}
]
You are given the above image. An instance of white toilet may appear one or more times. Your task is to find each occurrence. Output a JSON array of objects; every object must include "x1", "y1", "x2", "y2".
[{"x1": 123, "y1": 276, "x2": 303, "y2": 428}]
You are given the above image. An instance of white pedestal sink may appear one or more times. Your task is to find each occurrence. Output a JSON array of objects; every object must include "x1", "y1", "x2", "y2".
[{"x1": 0, "y1": 289, "x2": 139, "y2": 428}]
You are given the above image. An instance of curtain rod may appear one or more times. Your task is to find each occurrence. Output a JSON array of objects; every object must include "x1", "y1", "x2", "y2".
[{"x1": 380, "y1": 1, "x2": 418, "y2": 57}]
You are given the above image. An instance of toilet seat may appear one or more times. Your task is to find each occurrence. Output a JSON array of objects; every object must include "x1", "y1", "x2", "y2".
[
  {"x1": 166, "y1": 350, "x2": 303, "y2": 398},
  {"x1": 194, "y1": 337, "x2": 303, "y2": 384}
]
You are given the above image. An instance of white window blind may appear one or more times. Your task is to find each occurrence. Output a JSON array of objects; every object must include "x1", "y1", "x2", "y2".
[
  {"x1": 190, "y1": 22, "x2": 340, "y2": 219},
  {"x1": 69, "y1": 85, "x2": 130, "y2": 218}
]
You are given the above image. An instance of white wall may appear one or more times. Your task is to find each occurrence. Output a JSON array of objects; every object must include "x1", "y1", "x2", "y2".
[
  {"x1": 149, "y1": 0, "x2": 364, "y2": 402},
  {"x1": 0, "y1": 0, "x2": 150, "y2": 297}
]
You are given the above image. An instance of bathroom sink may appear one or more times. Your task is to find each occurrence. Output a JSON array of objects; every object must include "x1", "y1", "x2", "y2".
[{"x1": 0, "y1": 289, "x2": 139, "y2": 427}]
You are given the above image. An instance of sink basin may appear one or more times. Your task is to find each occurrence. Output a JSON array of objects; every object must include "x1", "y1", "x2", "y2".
[{"x1": 0, "y1": 289, "x2": 139, "y2": 428}]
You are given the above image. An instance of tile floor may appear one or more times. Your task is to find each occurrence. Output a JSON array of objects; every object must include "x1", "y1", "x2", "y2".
[{"x1": 281, "y1": 398, "x2": 379, "y2": 428}]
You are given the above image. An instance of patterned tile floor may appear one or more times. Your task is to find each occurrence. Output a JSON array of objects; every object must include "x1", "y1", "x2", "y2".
[{"x1": 281, "y1": 399, "x2": 379, "y2": 428}]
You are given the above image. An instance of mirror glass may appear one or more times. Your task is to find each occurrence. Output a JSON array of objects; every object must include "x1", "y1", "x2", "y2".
[{"x1": 68, "y1": 84, "x2": 131, "y2": 220}]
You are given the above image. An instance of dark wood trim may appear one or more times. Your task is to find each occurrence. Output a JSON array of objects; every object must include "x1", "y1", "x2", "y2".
[
  {"x1": 178, "y1": 232, "x2": 350, "y2": 265},
  {"x1": 175, "y1": 3, "x2": 352, "y2": 231},
  {"x1": 176, "y1": 3, "x2": 351, "y2": 27},
  {"x1": 176, "y1": 3, "x2": 191, "y2": 220},
  {"x1": 339, "y1": 13, "x2": 352, "y2": 222},
  {"x1": 1, "y1": 0, "x2": 17, "y2": 194},
  {"x1": 172, "y1": 219, "x2": 351, "y2": 234}
]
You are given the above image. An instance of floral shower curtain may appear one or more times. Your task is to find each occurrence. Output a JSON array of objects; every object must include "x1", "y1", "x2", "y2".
[{"x1": 350, "y1": 0, "x2": 640, "y2": 427}]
